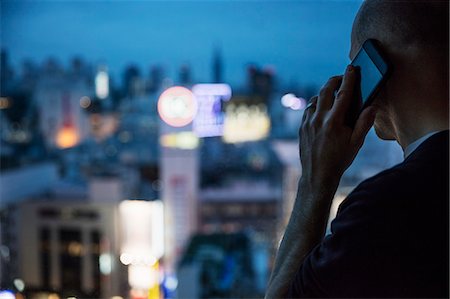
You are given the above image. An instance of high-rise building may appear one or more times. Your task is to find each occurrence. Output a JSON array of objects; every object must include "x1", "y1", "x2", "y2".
[
  {"x1": 212, "y1": 47, "x2": 223, "y2": 83},
  {"x1": 1, "y1": 50, "x2": 14, "y2": 92},
  {"x1": 122, "y1": 65, "x2": 141, "y2": 97},
  {"x1": 1, "y1": 197, "x2": 124, "y2": 299},
  {"x1": 148, "y1": 65, "x2": 164, "y2": 94},
  {"x1": 34, "y1": 65, "x2": 91, "y2": 149},
  {"x1": 179, "y1": 64, "x2": 192, "y2": 86},
  {"x1": 247, "y1": 65, "x2": 275, "y2": 103}
]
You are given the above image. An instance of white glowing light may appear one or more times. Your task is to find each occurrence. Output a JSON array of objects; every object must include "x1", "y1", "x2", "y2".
[
  {"x1": 95, "y1": 71, "x2": 109, "y2": 99},
  {"x1": 158, "y1": 86, "x2": 197, "y2": 127},
  {"x1": 100, "y1": 253, "x2": 112, "y2": 275},
  {"x1": 0, "y1": 291, "x2": 14, "y2": 299},
  {"x1": 281, "y1": 93, "x2": 296, "y2": 107},
  {"x1": 281, "y1": 93, "x2": 307, "y2": 110},
  {"x1": 143, "y1": 255, "x2": 157, "y2": 266},
  {"x1": 192, "y1": 83, "x2": 232, "y2": 137},
  {"x1": 119, "y1": 253, "x2": 133, "y2": 265},
  {"x1": 150, "y1": 202, "x2": 164, "y2": 259},
  {"x1": 13, "y1": 278, "x2": 25, "y2": 292},
  {"x1": 119, "y1": 200, "x2": 164, "y2": 264},
  {"x1": 128, "y1": 264, "x2": 157, "y2": 290},
  {"x1": 191, "y1": 83, "x2": 232, "y2": 100},
  {"x1": 165, "y1": 276, "x2": 178, "y2": 291},
  {"x1": 290, "y1": 97, "x2": 306, "y2": 110}
]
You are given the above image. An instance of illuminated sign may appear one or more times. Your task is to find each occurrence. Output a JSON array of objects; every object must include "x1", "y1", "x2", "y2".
[
  {"x1": 192, "y1": 83, "x2": 232, "y2": 137},
  {"x1": 158, "y1": 86, "x2": 197, "y2": 127},
  {"x1": 0, "y1": 291, "x2": 15, "y2": 299},
  {"x1": 119, "y1": 200, "x2": 164, "y2": 265},
  {"x1": 223, "y1": 103, "x2": 271, "y2": 143},
  {"x1": 128, "y1": 263, "x2": 159, "y2": 294},
  {"x1": 95, "y1": 70, "x2": 109, "y2": 99},
  {"x1": 160, "y1": 131, "x2": 199, "y2": 149}
]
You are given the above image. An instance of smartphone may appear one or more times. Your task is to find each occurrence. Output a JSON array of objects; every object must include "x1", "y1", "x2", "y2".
[{"x1": 346, "y1": 39, "x2": 391, "y2": 127}]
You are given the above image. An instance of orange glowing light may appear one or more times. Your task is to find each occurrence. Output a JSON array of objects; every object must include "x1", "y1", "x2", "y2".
[
  {"x1": 56, "y1": 126, "x2": 79, "y2": 148},
  {"x1": 0, "y1": 97, "x2": 10, "y2": 109}
]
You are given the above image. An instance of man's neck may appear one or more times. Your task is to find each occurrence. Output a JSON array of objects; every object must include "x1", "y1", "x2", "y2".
[{"x1": 397, "y1": 123, "x2": 449, "y2": 151}]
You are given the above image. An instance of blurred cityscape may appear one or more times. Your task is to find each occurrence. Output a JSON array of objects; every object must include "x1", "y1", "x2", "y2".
[
  {"x1": 0, "y1": 46, "x2": 403, "y2": 299},
  {"x1": 0, "y1": 2, "x2": 404, "y2": 297}
]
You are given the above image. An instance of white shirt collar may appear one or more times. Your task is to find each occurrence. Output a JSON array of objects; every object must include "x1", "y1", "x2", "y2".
[{"x1": 403, "y1": 131, "x2": 441, "y2": 159}]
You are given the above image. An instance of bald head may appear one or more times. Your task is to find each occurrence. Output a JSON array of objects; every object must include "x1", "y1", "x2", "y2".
[
  {"x1": 350, "y1": 0, "x2": 449, "y2": 147},
  {"x1": 351, "y1": 0, "x2": 449, "y2": 59}
]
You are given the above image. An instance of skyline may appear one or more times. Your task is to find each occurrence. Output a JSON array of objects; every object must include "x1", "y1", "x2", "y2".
[{"x1": 1, "y1": 1, "x2": 362, "y2": 88}]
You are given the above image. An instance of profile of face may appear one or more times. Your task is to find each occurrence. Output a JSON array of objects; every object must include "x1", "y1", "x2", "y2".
[
  {"x1": 349, "y1": 21, "x2": 396, "y2": 141},
  {"x1": 349, "y1": 0, "x2": 448, "y2": 144}
]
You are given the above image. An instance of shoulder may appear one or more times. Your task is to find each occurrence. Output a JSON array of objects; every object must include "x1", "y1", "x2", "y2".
[
  {"x1": 291, "y1": 133, "x2": 450, "y2": 297},
  {"x1": 340, "y1": 131, "x2": 449, "y2": 212}
]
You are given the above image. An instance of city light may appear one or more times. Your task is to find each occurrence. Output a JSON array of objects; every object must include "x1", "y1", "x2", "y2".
[
  {"x1": 1, "y1": 2, "x2": 411, "y2": 298},
  {"x1": 89, "y1": 114, "x2": 119, "y2": 141},
  {"x1": 191, "y1": 83, "x2": 232, "y2": 97},
  {"x1": 95, "y1": 70, "x2": 109, "y2": 99},
  {"x1": 128, "y1": 262, "x2": 160, "y2": 297},
  {"x1": 192, "y1": 83, "x2": 232, "y2": 137},
  {"x1": 120, "y1": 252, "x2": 133, "y2": 266},
  {"x1": 79, "y1": 96, "x2": 91, "y2": 108},
  {"x1": 100, "y1": 253, "x2": 113, "y2": 275},
  {"x1": 164, "y1": 275, "x2": 178, "y2": 291},
  {"x1": 119, "y1": 200, "x2": 164, "y2": 261},
  {"x1": 0, "y1": 290, "x2": 15, "y2": 299},
  {"x1": 160, "y1": 132, "x2": 199, "y2": 149},
  {"x1": 128, "y1": 265, "x2": 154, "y2": 288},
  {"x1": 119, "y1": 200, "x2": 164, "y2": 296},
  {"x1": 0, "y1": 97, "x2": 10, "y2": 109},
  {"x1": 55, "y1": 125, "x2": 79, "y2": 149},
  {"x1": 47, "y1": 294, "x2": 60, "y2": 299},
  {"x1": 13, "y1": 278, "x2": 25, "y2": 292},
  {"x1": 281, "y1": 93, "x2": 306, "y2": 110},
  {"x1": 68, "y1": 241, "x2": 83, "y2": 256},
  {"x1": 158, "y1": 86, "x2": 197, "y2": 127},
  {"x1": 223, "y1": 104, "x2": 271, "y2": 143}
]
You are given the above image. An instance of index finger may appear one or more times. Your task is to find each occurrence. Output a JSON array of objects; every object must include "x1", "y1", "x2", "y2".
[{"x1": 331, "y1": 65, "x2": 357, "y2": 120}]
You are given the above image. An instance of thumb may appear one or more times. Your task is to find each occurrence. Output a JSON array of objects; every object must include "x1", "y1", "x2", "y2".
[{"x1": 351, "y1": 107, "x2": 377, "y2": 149}]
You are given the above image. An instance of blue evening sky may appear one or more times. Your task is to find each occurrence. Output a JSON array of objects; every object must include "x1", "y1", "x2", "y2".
[{"x1": 1, "y1": 0, "x2": 363, "y2": 88}]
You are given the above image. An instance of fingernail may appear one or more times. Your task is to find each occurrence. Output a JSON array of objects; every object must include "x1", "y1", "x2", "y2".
[{"x1": 347, "y1": 65, "x2": 353, "y2": 73}]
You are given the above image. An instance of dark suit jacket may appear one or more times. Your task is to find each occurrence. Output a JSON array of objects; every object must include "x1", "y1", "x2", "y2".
[{"x1": 287, "y1": 130, "x2": 449, "y2": 298}]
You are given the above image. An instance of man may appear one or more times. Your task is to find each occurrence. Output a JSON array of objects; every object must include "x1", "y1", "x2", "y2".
[{"x1": 266, "y1": 1, "x2": 449, "y2": 298}]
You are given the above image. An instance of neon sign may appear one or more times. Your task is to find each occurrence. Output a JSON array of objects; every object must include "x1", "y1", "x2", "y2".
[
  {"x1": 158, "y1": 86, "x2": 197, "y2": 127},
  {"x1": 192, "y1": 83, "x2": 232, "y2": 137},
  {"x1": 223, "y1": 103, "x2": 270, "y2": 143}
]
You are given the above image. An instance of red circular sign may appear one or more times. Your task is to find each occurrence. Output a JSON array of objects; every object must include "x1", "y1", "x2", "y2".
[{"x1": 157, "y1": 86, "x2": 197, "y2": 127}]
